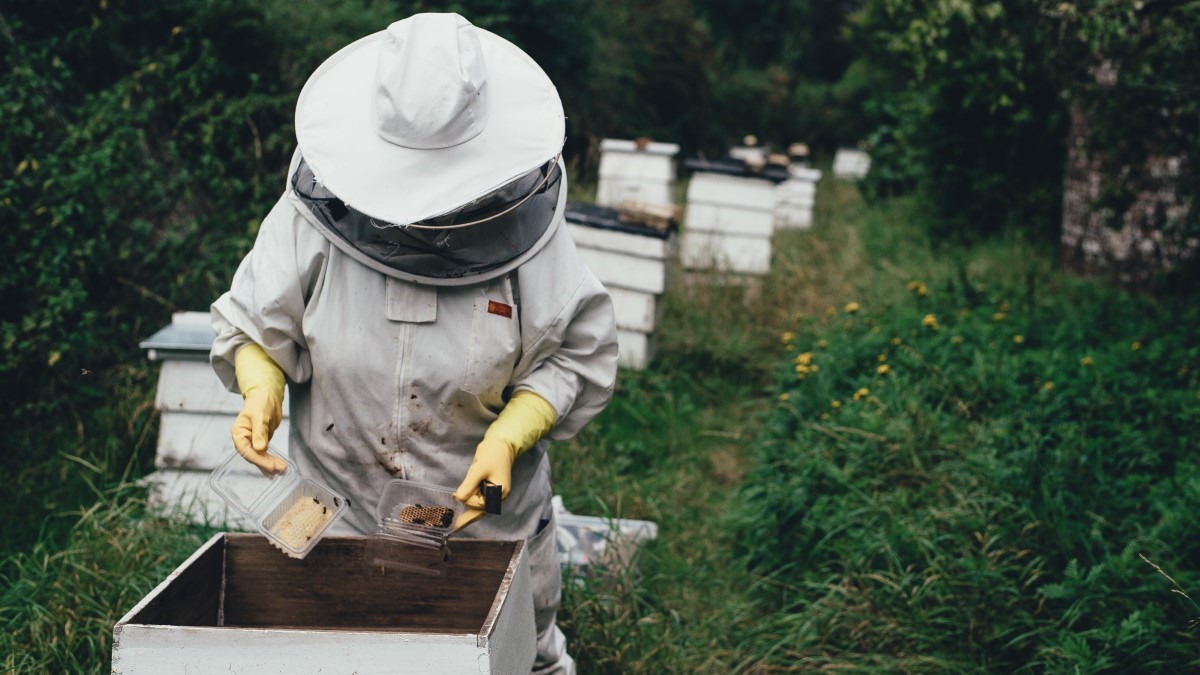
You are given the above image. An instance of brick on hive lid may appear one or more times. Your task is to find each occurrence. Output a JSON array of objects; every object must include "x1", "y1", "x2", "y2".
[{"x1": 616, "y1": 200, "x2": 680, "y2": 233}]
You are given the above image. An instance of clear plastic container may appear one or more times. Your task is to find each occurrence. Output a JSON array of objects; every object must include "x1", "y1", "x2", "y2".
[
  {"x1": 366, "y1": 479, "x2": 467, "y2": 575},
  {"x1": 207, "y1": 447, "x2": 349, "y2": 560}
]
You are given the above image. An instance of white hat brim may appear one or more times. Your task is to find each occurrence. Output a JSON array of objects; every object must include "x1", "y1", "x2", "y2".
[{"x1": 295, "y1": 26, "x2": 565, "y2": 225}]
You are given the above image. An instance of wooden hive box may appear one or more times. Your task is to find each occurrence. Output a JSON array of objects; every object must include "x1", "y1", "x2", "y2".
[
  {"x1": 832, "y1": 147, "x2": 871, "y2": 180},
  {"x1": 775, "y1": 167, "x2": 822, "y2": 231},
  {"x1": 680, "y1": 158, "x2": 788, "y2": 276},
  {"x1": 112, "y1": 534, "x2": 535, "y2": 674},
  {"x1": 596, "y1": 138, "x2": 680, "y2": 209},
  {"x1": 565, "y1": 202, "x2": 675, "y2": 370}
]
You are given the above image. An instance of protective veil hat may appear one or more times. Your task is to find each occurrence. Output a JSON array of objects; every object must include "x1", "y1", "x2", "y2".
[{"x1": 294, "y1": 12, "x2": 566, "y2": 225}]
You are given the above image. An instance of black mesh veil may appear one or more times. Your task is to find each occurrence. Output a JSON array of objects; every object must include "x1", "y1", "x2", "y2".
[{"x1": 291, "y1": 156, "x2": 562, "y2": 281}]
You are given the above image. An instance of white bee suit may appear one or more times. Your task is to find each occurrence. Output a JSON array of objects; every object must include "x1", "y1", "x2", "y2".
[{"x1": 210, "y1": 156, "x2": 617, "y2": 674}]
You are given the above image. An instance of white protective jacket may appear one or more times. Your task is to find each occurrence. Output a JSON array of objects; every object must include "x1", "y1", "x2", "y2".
[{"x1": 210, "y1": 160, "x2": 618, "y2": 545}]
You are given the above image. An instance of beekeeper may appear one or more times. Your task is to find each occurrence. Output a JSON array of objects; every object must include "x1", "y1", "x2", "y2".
[{"x1": 208, "y1": 13, "x2": 617, "y2": 674}]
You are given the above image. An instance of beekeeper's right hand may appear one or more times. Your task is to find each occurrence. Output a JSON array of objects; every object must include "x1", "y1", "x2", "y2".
[{"x1": 232, "y1": 343, "x2": 289, "y2": 475}]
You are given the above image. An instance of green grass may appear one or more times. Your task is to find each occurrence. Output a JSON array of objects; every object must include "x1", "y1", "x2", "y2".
[
  {"x1": 553, "y1": 177, "x2": 1200, "y2": 672},
  {"x1": 1, "y1": 486, "x2": 219, "y2": 673},
  {"x1": 5, "y1": 176, "x2": 1200, "y2": 672}
]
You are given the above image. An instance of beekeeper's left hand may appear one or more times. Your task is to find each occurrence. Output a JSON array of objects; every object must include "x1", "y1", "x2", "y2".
[{"x1": 453, "y1": 390, "x2": 556, "y2": 531}]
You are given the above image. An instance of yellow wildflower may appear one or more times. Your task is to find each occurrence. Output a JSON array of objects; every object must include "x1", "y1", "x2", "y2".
[
  {"x1": 1043, "y1": 381, "x2": 1055, "y2": 391},
  {"x1": 817, "y1": 339, "x2": 828, "y2": 350},
  {"x1": 878, "y1": 353, "x2": 888, "y2": 362},
  {"x1": 891, "y1": 337, "x2": 902, "y2": 346},
  {"x1": 922, "y1": 314, "x2": 939, "y2": 330},
  {"x1": 786, "y1": 343, "x2": 795, "y2": 352},
  {"x1": 993, "y1": 312, "x2": 1007, "y2": 322},
  {"x1": 1131, "y1": 341, "x2": 1142, "y2": 351},
  {"x1": 877, "y1": 364, "x2": 892, "y2": 376},
  {"x1": 844, "y1": 302, "x2": 861, "y2": 314},
  {"x1": 1013, "y1": 335, "x2": 1024, "y2": 345},
  {"x1": 794, "y1": 352, "x2": 813, "y2": 366},
  {"x1": 781, "y1": 331, "x2": 794, "y2": 344},
  {"x1": 1081, "y1": 356, "x2": 1094, "y2": 367},
  {"x1": 779, "y1": 392, "x2": 790, "y2": 402},
  {"x1": 906, "y1": 280, "x2": 928, "y2": 297},
  {"x1": 951, "y1": 335, "x2": 964, "y2": 345},
  {"x1": 831, "y1": 400, "x2": 842, "y2": 409},
  {"x1": 853, "y1": 388, "x2": 869, "y2": 400}
]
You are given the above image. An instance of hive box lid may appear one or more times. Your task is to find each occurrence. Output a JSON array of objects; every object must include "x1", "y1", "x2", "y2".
[
  {"x1": 565, "y1": 201, "x2": 674, "y2": 240},
  {"x1": 599, "y1": 137, "x2": 680, "y2": 156},
  {"x1": 139, "y1": 312, "x2": 216, "y2": 362},
  {"x1": 112, "y1": 533, "x2": 535, "y2": 674},
  {"x1": 682, "y1": 157, "x2": 789, "y2": 184}
]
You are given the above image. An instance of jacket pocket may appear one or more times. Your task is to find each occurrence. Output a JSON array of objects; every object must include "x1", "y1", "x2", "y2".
[{"x1": 462, "y1": 276, "x2": 521, "y2": 405}]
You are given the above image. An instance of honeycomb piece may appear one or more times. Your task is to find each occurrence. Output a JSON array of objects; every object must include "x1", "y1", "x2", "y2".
[
  {"x1": 397, "y1": 504, "x2": 454, "y2": 529},
  {"x1": 272, "y1": 496, "x2": 333, "y2": 551}
]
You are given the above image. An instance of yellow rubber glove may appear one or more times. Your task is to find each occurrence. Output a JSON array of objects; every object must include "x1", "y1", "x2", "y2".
[
  {"x1": 232, "y1": 343, "x2": 289, "y2": 475},
  {"x1": 453, "y1": 390, "x2": 556, "y2": 531}
]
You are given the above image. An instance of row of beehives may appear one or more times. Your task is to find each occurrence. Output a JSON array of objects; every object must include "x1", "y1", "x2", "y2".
[{"x1": 575, "y1": 137, "x2": 827, "y2": 372}]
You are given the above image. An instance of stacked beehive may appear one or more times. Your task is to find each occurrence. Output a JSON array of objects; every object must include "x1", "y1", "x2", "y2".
[
  {"x1": 833, "y1": 146, "x2": 872, "y2": 179},
  {"x1": 565, "y1": 202, "x2": 675, "y2": 370},
  {"x1": 596, "y1": 138, "x2": 680, "y2": 208},
  {"x1": 775, "y1": 165, "x2": 822, "y2": 230},
  {"x1": 139, "y1": 311, "x2": 290, "y2": 527},
  {"x1": 679, "y1": 158, "x2": 789, "y2": 276}
]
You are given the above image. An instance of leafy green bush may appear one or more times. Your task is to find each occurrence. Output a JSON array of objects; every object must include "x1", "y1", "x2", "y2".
[
  {"x1": 1059, "y1": 1, "x2": 1200, "y2": 238},
  {"x1": 850, "y1": 0, "x2": 1199, "y2": 249},
  {"x1": 0, "y1": 0, "x2": 398, "y2": 554},
  {"x1": 737, "y1": 261, "x2": 1200, "y2": 669},
  {"x1": 850, "y1": 0, "x2": 1068, "y2": 242}
]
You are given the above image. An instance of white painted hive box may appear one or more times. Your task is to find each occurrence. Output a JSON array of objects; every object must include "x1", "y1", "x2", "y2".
[
  {"x1": 833, "y1": 148, "x2": 871, "y2": 179},
  {"x1": 111, "y1": 534, "x2": 536, "y2": 675},
  {"x1": 566, "y1": 202, "x2": 674, "y2": 370},
  {"x1": 596, "y1": 138, "x2": 680, "y2": 208},
  {"x1": 680, "y1": 160, "x2": 787, "y2": 276},
  {"x1": 775, "y1": 167, "x2": 822, "y2": 231},
  {"x1": 139, "y1": 312, "x2": 291, "y2": 527}
]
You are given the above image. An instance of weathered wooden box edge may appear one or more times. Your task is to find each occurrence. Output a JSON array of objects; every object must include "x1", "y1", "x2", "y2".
[{"x1": 111, "y1": 533, "x2": 535, "y2": 674}]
